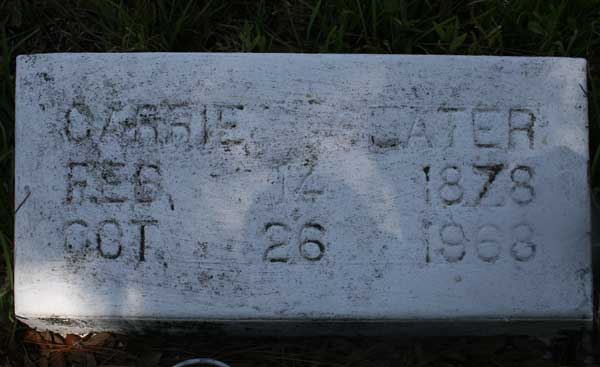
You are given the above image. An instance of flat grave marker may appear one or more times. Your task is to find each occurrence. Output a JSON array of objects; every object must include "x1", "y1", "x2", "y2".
[{"x1": 15, "y1": 53, "x2": 592, "y2": 334}]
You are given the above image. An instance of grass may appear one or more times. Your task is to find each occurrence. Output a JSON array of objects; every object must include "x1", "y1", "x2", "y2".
[{"x1": 0, "y1": 0, "x2": 599, "y2": 364}]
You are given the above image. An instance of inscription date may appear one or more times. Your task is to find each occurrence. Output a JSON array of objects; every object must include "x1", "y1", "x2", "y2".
[
  {"x1": 438, "y1": 221, "x2": 537, "y2": 263},
  {"x1": 264, "y1": 221, "x2": 326, "y2": 263},
  {"x1": 434, "y1": 163, "x2": 535, "y2": 207},
  {"x1": 66, "y1": 160, "x2": 164, "y2": 205}
]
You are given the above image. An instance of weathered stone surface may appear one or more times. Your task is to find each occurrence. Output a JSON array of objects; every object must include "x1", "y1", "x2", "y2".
[{"x1": 15, "y1": 53, "x2": 592, "y2": 334}]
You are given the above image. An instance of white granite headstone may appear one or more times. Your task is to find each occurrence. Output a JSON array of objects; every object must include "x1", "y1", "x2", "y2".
[{"x1": 15, "y1": 53, "x2": 592, "y2": 334}]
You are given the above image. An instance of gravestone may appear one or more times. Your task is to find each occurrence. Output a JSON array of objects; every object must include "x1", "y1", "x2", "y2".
[{"x1": 15, "y1": 53, "x2": 592, "y2": 334}]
